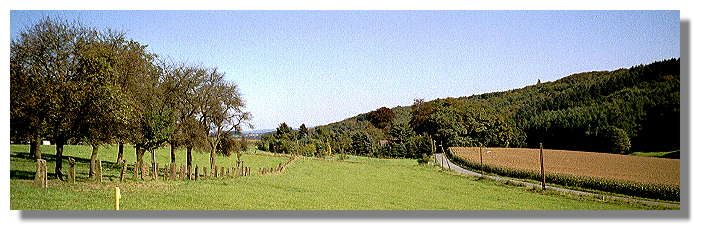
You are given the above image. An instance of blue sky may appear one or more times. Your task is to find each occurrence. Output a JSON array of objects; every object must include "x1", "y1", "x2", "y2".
[{"x1": 10, "y1": 10, "x2": 680, "y2": 130}]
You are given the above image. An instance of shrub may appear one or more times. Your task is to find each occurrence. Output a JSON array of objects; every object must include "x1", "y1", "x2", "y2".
[
  {"x1": 351, "y1": 132, "x2": 374, "y2": 156},
  {"x1": 417, "y1": 153, "x2": 433, "y2": 164},
  {"x1": 600, "y1": 126, "x2": 632, "y2": 154},
  {"x1": 336, "y1": 154, "x2": 350, "y2": 161},
  {"x1": 216, "y1": 135, "x2": 239, "y2": 157}
]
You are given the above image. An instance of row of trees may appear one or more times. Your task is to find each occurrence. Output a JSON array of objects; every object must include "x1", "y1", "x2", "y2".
[
  {"x1": 10, "y1": 18, "x2": 251, "y2": 180},
  {"x1": 258, "y1": 58, "x2": 679, "y2": 157},
  {"x1": 257, "y1": 109, "x2": 435, "y2": 160}
]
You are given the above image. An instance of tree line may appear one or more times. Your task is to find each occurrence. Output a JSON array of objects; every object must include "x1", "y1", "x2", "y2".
[
  {"x1": 258, "y1": 58, "x2": 679, "y2": 158},
  {"x1": 10, "y1": 18, "x2": 252, "y2": 180}
]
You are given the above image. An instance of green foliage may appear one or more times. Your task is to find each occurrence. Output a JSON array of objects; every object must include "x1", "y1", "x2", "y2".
[
  {"x1": 315, "y1": 59, "x2": 679, "y2": 154},
  {"x1": 422, "y1": 99, "x2": 523, "y2": 149},
  {"x1": 10, "y1": 18, "x2": 252, "y2": 176},
  {"x1": 298, "y1": 123, "x2": 309, "y2": 139},
  {"x1": 300, "y1": 143, "x2": 317, "y2": 157},
  {"x1": 217, "y1": 134, "x2": 239, "y2": 157},
  {"x1": 367, "y1": 107, "x2": 395, "y2": 129},
  {"x1": 597, "y1": 126, "x2": 632, "y2": 154},
  {"x1": 275, "y1": 122, "x2": 294, "y2": 138},
  {"x1": 351, "y1": 132, "x2": 374, "y2": 156}
]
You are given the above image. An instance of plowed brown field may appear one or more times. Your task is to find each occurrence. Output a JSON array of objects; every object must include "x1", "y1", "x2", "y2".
[{"x1": 449, "y1": 147, "x2": 679, "y2": 187}]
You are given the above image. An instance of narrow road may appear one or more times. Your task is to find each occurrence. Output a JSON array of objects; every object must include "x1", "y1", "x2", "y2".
[{"x1": 434, "y1": 153, "x2": 680, "y2": 208}]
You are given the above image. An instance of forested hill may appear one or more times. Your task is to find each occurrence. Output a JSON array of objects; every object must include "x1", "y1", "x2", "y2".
[{"x1": 261, "y1": 58, "x2": 679, "y2": 157}]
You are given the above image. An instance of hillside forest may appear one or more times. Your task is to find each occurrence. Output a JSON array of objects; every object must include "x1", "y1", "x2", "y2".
[{"x1": 257, "y1": 58, "x2": 680, "y2": 160}]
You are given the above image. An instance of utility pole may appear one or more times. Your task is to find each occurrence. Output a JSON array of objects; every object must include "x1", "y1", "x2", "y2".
[
  {"x1": 540, "y1": 143, "x2": 546, "y2": 190},
  {"x1": 479, "y1": 145, "x2": 483, "y2": 176}
]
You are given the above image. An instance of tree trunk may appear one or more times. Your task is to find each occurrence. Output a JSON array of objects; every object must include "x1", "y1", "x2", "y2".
[
  {"x1": 116, "y1": 142, "x2": 124, "y2": 164},
  {"x1": 136, "y1": 146, "x2": 145, "y2": 180},
  {"x1": 89, "y1": 144, "x2": 98, "y2": 178},
  {"x1": 186, "y1": 146, "x2": 193, "y2": 179},
  {"x1": 54, "y1": 141, "x2": 65, "y2": 180},
  {"x1": 170, "y1": 142, "x2": 176, "y2": 163},
  {"x1": 31, "y1": 138, "x2": 42, "y2": 160},
  {"x1": 29, "y1": 141, "x2": 35, "y2": 158},
  {"x1": 151, "y1": 150, "x2": 157, "y2": 176},
  {"x1": 210, "y1": 147, "x2": 216, "y2": 171}
]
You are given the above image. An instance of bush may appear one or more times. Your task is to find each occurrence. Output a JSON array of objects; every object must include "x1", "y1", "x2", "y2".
[
  {"x1": 601, "y1": 126, "x2": 632, "y2": 154},
  {"x1": 216, "y1": 135, "x2": 239, "y2": 157},
  {"x1": 417, "y1": 153, "x2": 433, "y2": 164},
  {"x1": 336, "y1": 154, "x2": 350, "y2": 161},
  {"x1": 351, "y1": 132, "x2": 374, "y2": 156},
  {"x1": 300, "y1": 143, "x2": 317, "y2": 157}
]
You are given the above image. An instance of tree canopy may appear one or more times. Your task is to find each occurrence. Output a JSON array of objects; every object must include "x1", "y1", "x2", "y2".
[{"x1": 10, "y1": 17, "x2": 252, "y2": 179}]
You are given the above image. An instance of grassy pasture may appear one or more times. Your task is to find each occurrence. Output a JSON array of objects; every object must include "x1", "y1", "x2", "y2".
[
  {"x1": 10, "y1": 144, "x2": 670, "y2": 210},
  {"x1": 10, "y1": 144, "x2": 289, "y2": 182},
  {"x1": 449, "y1": 147, "x2": 680, "y2": 201},
  {"x1": 631, "y1": 150, "x2": 680, "y2": 159}
]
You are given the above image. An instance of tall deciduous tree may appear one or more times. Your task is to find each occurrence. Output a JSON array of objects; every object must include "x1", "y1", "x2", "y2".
[
  {"x1": 107, "y1": 34, "x2": 157, "y2": 165},
  {"x1": 195, "y1": 68, "x2": 252, "y2": 171},
  {"x1": 11, "y1": 18, "x2": 80, "y2": 164},
  {"x1": 164, "y1": 64, "x2": 208, "y2": 175},
  {"x1": 298, "y1": 124, "x2": 308, "y2": 140},
  {"x1": 367, "y1": 107, "x2": 395, "y2": 129},
  {"x1": 74, "y1": 32, "x2": 138, "y2": 178}
]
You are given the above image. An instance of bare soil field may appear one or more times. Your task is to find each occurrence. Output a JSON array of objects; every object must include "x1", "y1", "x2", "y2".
[{"x1": 449, "y1": 147, "x2": 679, "y2": 187}]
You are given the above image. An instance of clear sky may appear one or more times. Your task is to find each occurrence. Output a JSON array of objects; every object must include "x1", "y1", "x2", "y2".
[{"x1": 10, "y1": 10, "x2": 680, "y2": 130}]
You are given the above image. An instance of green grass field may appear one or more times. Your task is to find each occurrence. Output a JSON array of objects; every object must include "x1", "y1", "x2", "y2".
[
  {"x1": 630, "y1": 150, "x2": 680, "y2": 159},
  {"x1": 10, "y1": 144, "x2": 669, "y2": 210}
]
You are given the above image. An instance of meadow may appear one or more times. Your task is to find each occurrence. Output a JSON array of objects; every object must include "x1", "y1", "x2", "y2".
[
  {"x1": 10, "y1": 144, "x2": 671, "y2": 210},
  {"x1": 448, "y1": 147, "x2": 680, "y2": 201}
]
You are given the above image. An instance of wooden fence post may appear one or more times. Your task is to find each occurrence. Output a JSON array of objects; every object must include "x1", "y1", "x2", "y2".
[
  {"x1": 34, "y1": 159, "x2": 48, "y2": 188},
  {"x1": 540, "y1": 142, "x2": 546, "y2": 190},
  {"x1": 120, "y1": 160, "x2": 127, "y2": 182},
  {"x1": 115, "y1": 186, "x2": 121, "y2": 210},
  {"x1": 479, "y1": 146, "x2": 483, "y2": 166},
  {"x1": 95, "y1": 160, "x2": 103, "y2": 182},
  {"x1": 157, "y1": 162, "x2": 161, "y2": 180},
  {"x1": 479, "y1": 146, "x2": 484, "y2": 176},
  {"x1": 133, "y1": 162, "x2": 138, "y2": 179},
  {"x1": 68, "y1": 157, "x2": 76, "y2": 184},
  {"x1": 194, "y1": 165, "x2": 199, "y2": 181},
  {"x1": 169, "y1": 163, "x2": 175, "y2": 180},
  {"x1": 141, "y1": 165, "x2": 147, "y2": 180},
  {"x1": 178, "y1": 165, "x2": 184, "y2": 180}
]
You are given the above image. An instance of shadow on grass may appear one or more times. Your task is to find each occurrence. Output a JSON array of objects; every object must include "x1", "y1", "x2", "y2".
[
  {"x1": 11, "y1": 152, "x2": 125, "y2": 168},
  {"x1": 10, "y1": 170, "x2": 39, "y2": 180},
  {"x1": 10, "y1": 152, "x2": 124, "y2": 181},
  {"x1": 662, "y1": 151, "x2": 680, "y2": 159}
]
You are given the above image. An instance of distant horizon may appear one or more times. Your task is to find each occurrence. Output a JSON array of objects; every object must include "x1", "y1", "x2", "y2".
[{"x1": 10, "y1": 10, "x2": 680, "y2": 130}]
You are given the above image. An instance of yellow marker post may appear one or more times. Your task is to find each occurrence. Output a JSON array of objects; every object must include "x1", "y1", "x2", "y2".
[{"x1": 115, "y1": 186, "x2": 121, "y2": 210}]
